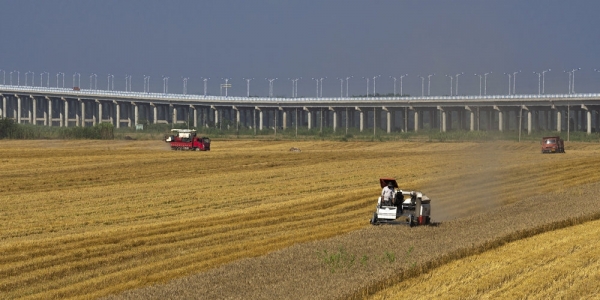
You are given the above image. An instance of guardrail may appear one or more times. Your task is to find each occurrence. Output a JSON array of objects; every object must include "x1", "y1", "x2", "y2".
[{"x1": 1, "y1": 84, "x2": 600, "y2": 103}]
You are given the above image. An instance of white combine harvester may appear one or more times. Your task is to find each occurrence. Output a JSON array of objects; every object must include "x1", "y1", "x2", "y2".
[{"x1": 370, "y1": 178, "x2": 432, "y2": 226}]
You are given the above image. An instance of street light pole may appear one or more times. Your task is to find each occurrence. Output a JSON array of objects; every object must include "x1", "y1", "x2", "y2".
[
  {"x1": 312, "y1": 78, "x2": 319, "y2": 97},
  {"x1": 541, "y1": 69, "x2": 550, "y2": 94},
  {"x1": 243, "y1": 78, "x2": 253, "y2": 97},
  {"x1": 474, "y1": 74, "x2": 482, "y2": 96},
  {"x1": 418, "y1": 75, "x2": 425, "y2": 97},
  {"x1": 182, "y1": 77, "x2": 189, "y2": 94},
  {"x1": 362, "y1": 77, "x2": 369, "y2": 97},
  {"x1": 534, "y1": 71, "x2": 542, "y2": 95},
  {"x1": 512, "y1": 70, "x2": 521, "y2": 94},
  {"x1": 319, "y1": 77, "x2": 325, "y2": 97},
  {"x1": 427, "y1": 74, "x2": 435, "y2": 96},
  {"x1": 484, "y1": 72, "x2": 491, "y2": 95},
  {"x1": 345, "y1": 76, "x2": 352, "y2": 97},
  {"x1": 390, "y1": 76, "x2": 397, "y2": 96},
  {"x1": 503, "y1": 73, "x2": 512, "y2": 95},
  {"x1": 202, "y1": 77, "x2": 209, "y2": 96},
  {"x1": 399, "y1": 74, "x2": 407, "y2": 97},
  {"x1": 445, "y1": 75, "x2": 453, "y2": 96},
  {"x1": 372, "y1": 75, "x2": 380, "y2": 96},
  {"x1": 571, "y1": 68, "x2": 581, "y2": 93},
  {"x1": 455, "y1": 72, "x2": 464, "y2": 95},
  {"x1": 337, "y1": 78, "x2": 344, "y2": 97},
  {"x1": 266, "y1": 78, "x2": 277, "y2": 97},
  {"x1": 221, "y1": 78, "x2": 231, "y2": 96}
]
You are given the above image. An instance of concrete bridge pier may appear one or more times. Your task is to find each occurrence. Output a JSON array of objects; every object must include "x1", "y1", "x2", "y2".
[
  {"x1": 97, "y1": 100, "x2": 104, "y2": 125},
  {"x1": 582, "y1": 104, "x2": 591, "y2": 135},
  {"x1": 79, "y1": 99, "x2": 84, "y2": 127},
  {"x1": 556, "y1": 109, "x2": 562, "y2": 132},
  {"x1": 465, "y1": 106, "x2": 475, "y2": 131},
  {"x1": 355, "y1": 107, "x2": 363, "y2": 132},
  {"x1": 411, "y1": 108, "x2": 419, "y2": 132},
  {"x1": 30, "y1": 96, "x2": 37, "y2": 125},
  {"x1": 0, "y1": 95, "x2": 4, "y2": 118},
  {"x1": 16, "y1": 95, "x2": 22, "y2": 124},
  {"x1": 257, "y1": 107, "x2": 263, "y2": 130},
  {"x1": 133, "y1": 102, "x2": 139, "y2": 127},
  {"x1": 382, "y1": 107, "x2": 391, "y2": 133},
  {"x1": 114, "y1": 101, "x2": 121, "y2": 128}
]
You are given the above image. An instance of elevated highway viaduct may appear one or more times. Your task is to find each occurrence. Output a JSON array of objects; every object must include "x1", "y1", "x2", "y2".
[{"x1": 2, "y1": 85, "x2": 600, "y2": 135}]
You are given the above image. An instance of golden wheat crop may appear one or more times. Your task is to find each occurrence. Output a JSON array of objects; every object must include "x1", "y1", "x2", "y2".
[
  {"x1": 369, "y1": 218, "x2": 600, "y2": 300},
  {"x1": 1, "y1": 139, "x2": 600, "y2": 299}
]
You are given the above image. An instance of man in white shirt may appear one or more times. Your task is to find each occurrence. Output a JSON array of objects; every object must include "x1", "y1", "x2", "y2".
[{"x1": 381, "y1": 181, "x2": 395, "y2": 206}]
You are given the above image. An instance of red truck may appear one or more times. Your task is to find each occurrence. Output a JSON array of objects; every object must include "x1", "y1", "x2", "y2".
[
  {"x1": 541, "y1": 136, "x2": 565, "y2": 153},
  {"x1": 165, "y1": 129, "x2": 210, "y2": 151}
]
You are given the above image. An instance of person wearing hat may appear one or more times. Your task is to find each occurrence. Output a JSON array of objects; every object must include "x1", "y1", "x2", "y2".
[{"x1": 381, "y1": 181, "x2": 396, "y2": 206}]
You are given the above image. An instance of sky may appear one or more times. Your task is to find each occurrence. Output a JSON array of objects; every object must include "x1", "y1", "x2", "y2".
[{"x1": 1, "y1": 0, "x2": 600, "y2": 98}]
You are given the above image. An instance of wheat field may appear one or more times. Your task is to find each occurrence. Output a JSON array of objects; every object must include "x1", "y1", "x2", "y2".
[
  {"x1": 1, "y1": 139, "x2": 600, "y2": 299},
  {"x1": 370, "y1": 218, "x2": 600, "y2": 299}
]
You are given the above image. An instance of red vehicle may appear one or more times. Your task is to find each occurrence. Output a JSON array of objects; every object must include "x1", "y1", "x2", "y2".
[
  {"x1": 165, "y1": 129, "x2": 210, "y2": 151},
  {"x1": 541, "y1": 136, "x2": 564, "y2": 154}
]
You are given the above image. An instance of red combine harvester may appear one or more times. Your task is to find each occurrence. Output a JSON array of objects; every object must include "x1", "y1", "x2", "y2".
[
  {"x1": 541, "y1": 136, "x2": 565, "y2": 154},
  {"x1": 165, "y1": 129, "x2": 211, "y2": 151}
]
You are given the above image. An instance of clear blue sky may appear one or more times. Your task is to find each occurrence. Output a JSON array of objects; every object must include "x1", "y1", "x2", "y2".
[{"x1": 1, "y1": 0, "x2": 599, "y2": 97}]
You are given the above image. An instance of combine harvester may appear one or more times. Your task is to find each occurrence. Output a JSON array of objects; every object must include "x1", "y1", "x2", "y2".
[
  {"x1": 541, "y1": 136, "x2": 565, "y2": 153},
  {"x1": 165, "y1": 129, "x2": 211, "y2": 151},
  {"x1": 370, "y1": 178, "x2": 432, "y2": 227}
]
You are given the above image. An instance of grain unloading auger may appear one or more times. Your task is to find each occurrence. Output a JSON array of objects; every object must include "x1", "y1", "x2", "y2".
[{"x1": 370, "y1": 178, "x2": 432, "y2": 226}]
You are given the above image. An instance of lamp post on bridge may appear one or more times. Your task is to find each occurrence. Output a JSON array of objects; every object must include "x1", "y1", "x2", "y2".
[
  {"x1": 319, "y1": 77, "x2": 326, "y2": 97},
  {"x1": 390, "y1": 76, "x2": 397, "y2": 96},
  {"x1": 474, "y1": 74, "x2": 483, "y2": 96},
  {"x1": 201, "y1": 77, "x2": 209, "y2": 96},
  {"x1": 345, "y1": 76, "x2": 352, "y2": 97},
  {"x1": 503, "y1": 73, "x2": 512, "y2": 95},
  {"x1": 399, "y1": 74, "x2": 408, "y2": 97},
  {"x1": 455, "y1": 72, "x2": 464, "y2": 95},
  {"x1": 182, "y1": 77, "x2": 189, "y2": 94},
  {"x1": 427, "y1": 74, "x2": 435, "y2": 96},
  {"x1": 541, "y1": 69, "x2": 550, "y2": 94},
  {"x1": 266, "y1": 78, "x2": 277, "y2": 98},
  {"x1": 221, "y1": 78, "x2": 231, "y2": 96},
  {"x1": 337, "y1": 78, "x2": 344, "y2": 97},
  {"x1": 291, "y1": 77, "x2": 300, "y2": 98},
  {"x1": 57, "y1": 72, "x2": 64, "y2": 88},
  {"x1": 143, "y1": 75, "x2": 150, "y2": 93},
  {"x1": 570, "y1": 68, "x2": 581, "y2": 94},
  {"x1": 362, "y1": 77, "x2": 370, "y2": 97},
  {"x1": 162, "y1": 76, "x2": 169, "y2": 94},
  {"x1": 14, "y1": 70, "x2": 20, "y2": 86},
  {"x1": 25, "y1": 71, "x2": 33, "y2": 86},
  {"x1": 512, "y1": 70, "x2": 521, "y2": 94},
  {"x1": 243, "y1": 78, "x2": 254, "y2": 97},
  {"x1": 73, "y1": 72, "x2": 80, "y2": 89},
  {"x1": 445, "y1": 75, "x2": 453, "y2": 96},
  {"x1": 312, "y1": 77, "x2": 319, "y2": 98},
  {"x1": 417, "y1": 75, "x2": 425, "y2": 96},
  {"x1": 107, "y1": 74, "x2": 114, "y2": 91},
  {"x1": 484, "y1": 72, "x2": 491, "y2": 95},
  {"x1": 372, "y1": 75, "x2": 380, "y2": 96}
]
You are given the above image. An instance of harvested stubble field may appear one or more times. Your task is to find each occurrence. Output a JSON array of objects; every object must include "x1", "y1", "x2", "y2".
[{"x1": 1, "y1": 139, "x2": 600, "y2": 299}]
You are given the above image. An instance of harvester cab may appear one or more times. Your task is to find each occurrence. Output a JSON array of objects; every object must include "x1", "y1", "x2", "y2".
[{"x1": 370, "y1": 178, "x2": 431, "y2": 226}]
